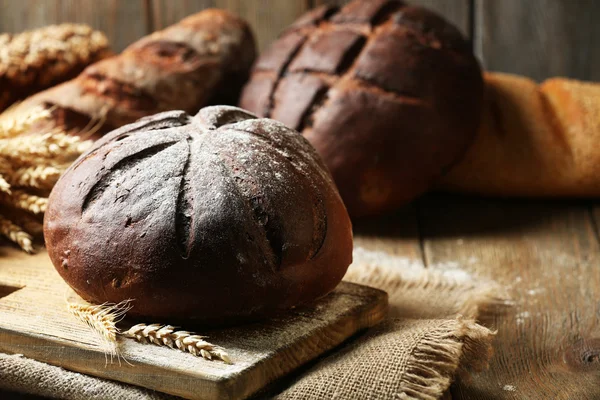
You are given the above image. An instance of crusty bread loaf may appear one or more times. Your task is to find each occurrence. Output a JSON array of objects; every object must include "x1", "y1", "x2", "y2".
[
  {"x1": 0, "y1": 24, "x2": 111, "y2": 112},
  {"x1": 439, "y1": 72, "x2": 600, "y2": 196},
  {"x1": 12, "y1": 10, "x2": 256, "y2": 138},
  {"x1": 239, "y1": 0, "x2": 483, "y2": 217},
  {"x1": 44, "y1": 106, "x2": 353, "y2": 324}
]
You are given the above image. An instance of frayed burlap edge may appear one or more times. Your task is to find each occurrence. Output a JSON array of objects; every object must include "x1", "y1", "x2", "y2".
[
  {"x1": 274, "y1": 318, "x2": 495, "y2": 400},
  {"x1": 398, "y1": 319, "x2": 495, "y2": 400},
  {"x1": 0, "y1": 247, "x2": 506, "y2": 400}
]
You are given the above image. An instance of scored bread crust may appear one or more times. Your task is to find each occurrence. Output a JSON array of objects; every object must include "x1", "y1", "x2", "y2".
[
  {"x1": 240, "y1": 0, "x2": 483, "y2": 217},
  {"x1": 44, "y1": 106, "x2": 353, "y2": 324},
  {"x1": 12, "y1": 10, "x2": 256, "y2": 138},
  {"x1": 439, "y1": 72, "x2": 600, "y2": 196}
]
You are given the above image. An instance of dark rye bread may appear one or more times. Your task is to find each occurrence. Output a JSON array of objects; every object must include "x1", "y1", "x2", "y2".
[
  {"x1": 13, "y1": 10, "x2": 256, "y2": 138},
  {"x1": 44, "y1": 106, "x2": 353, "y2": 324},
  {"x1": 239, "y1": 0, "x2": 484, "y2": 217}
]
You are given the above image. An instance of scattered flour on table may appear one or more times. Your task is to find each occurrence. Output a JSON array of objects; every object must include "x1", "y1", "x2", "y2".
[
  {"x1": 515, "y1": 311, "x2": 531, "y2": 325},
  {"x1": 349, "y1": 247, "x2": 476, "y2": 285}
]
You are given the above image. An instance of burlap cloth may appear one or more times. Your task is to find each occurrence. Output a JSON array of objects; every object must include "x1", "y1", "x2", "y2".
[{"x1": 0, "y1": 247, "x2": 509, "y2": 400}]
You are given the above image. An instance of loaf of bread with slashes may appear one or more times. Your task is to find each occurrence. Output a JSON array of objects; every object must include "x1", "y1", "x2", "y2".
[
  {"x1": 13, "y1": 10, "x2": 256, "y2": 137},
  {"x1": 44, "y1": 106, "x2": 353, "y2": 323},
  {"x1": 240, "y1": 0, "x2": 483, "y2": 217}
]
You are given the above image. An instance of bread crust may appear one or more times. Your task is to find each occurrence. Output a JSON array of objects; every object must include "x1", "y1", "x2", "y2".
[
  {"x1": 14, "y1": 10, "x2": 256, "y2": 138},
  {"x1": 240, "y1": 0, "x2": 483, "y2": 216},
  {"x1": 439, "y1": 72, "x2": 600, "y2": 196},
  {"x1": 44, "y1": 106, "x2": 353, "y2": 324}
]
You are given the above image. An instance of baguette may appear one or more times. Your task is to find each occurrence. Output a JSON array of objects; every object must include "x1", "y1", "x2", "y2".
[
  {"x1": 0, "y1": 24, "x2": 111, "y2": 112},
  {"x1": 439, "y1": 72, "x2": 600, "y2": 197},
  {"x1": 12, "y1": 10, "x2": 256, "y2": 137}
]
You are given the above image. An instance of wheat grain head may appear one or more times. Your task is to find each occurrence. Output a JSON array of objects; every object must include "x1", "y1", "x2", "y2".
[
  {"x1": 123, "y1": 323, "x2": 232, "y2": 364},
  {"x1": 0, "y1": 105, "x2": 51, "y2": 138},
  {"x1": 0, "y1": 213, "x2": 33, "y2": 253},
  {"x1": 0, "y1": 189, "x2": 48, "y2": 214}
]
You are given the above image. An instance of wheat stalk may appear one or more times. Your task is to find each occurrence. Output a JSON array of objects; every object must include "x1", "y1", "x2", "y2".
[
  {"x1": 67, "y1": 302, "x2": 123, "y2": 343},
  {"x1": 0, "y1": 189, "x2": 48, "y2": 214},
  {"x1": 5, "y1": 209, "x2": 43, "y2": 237},
  {"x1": 0, "y1": 24, "x2": 109, "y2": 111},
  {"x1": 9, "y1": 165, "x2": 62, "y2": 189},
  {"x1": 123, "y1": 323, "x2": 232, "y2": 364},
  {"x1": 0, "y1": 107, "x2": 93, "y2": 253},
  {"x1": 0, "y1": 214, "x2": 33, "y2": 253},
  {"x1": 66, "y1": 301, "x2": 232, "y2": 364},
  {"x1": 0, "y1": 175, "x2": 11, "y2": 194},
  {"x1": 0, "y1": 158, "x2": 14, "y2": 194},
  {"x1": 67, "y1": 299, "x2": 133, "y2": 360},
  {"x1": 0, "y1": 105, "x2": 51, "y2": 139},
  {"x1": 0, "y1": 131, "x2": 92, "y2": 166}
]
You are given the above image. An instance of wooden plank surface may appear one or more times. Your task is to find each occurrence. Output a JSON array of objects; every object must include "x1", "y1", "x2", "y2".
[
  {"x1": 0, "y1": 0, "x2": 149, "y2": 52},
  {"x1": 3, "y1": 0, "x2": 600, "y2": 82},
  {"x1": 418, "y1": 196, "x2": 600, "y2": 400},
  {"x1": 150, "y1": 0, "x2": 216, "y2": 30},
  {"x1": 474, "y1": 0, "x2": 600, "y2": 81},
  {"x1": 151, "y1": 0, "x2": 312, "y2": 51},
  {"x1": 1, "y1": 199, "x2": 599, "y2": 400},
  {"x1": 313, "y1": 0, "x2": 472, "y2": 36},
  {"x1": 353, "y1": 204, "x2": 424, "y2": 263},
  {"x1": 0, "y1": 248, "x2": 387, "y2": 400}
]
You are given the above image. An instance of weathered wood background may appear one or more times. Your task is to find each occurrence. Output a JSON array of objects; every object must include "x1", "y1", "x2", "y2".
[
  {"x1": 1, "y1": 0, "x2": 599, "y2": 81},
  {"x1": 1, "y1": 1, "x2": 600, "y2": 399}
]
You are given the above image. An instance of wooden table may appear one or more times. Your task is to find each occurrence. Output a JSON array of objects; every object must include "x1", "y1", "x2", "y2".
[
  {"x1": 2, "y1": 194, "x2": 599, "y2": 399},
  {"x1": 352, "y1": 194, "x2": 600, "y2": 400}
]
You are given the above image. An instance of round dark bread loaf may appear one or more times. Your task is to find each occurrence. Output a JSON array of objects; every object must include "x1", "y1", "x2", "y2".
[
  {"x1": 44, "y1": 106, "x2": 353, "y2": 324},
  {"x1": 239, "y1": 0, "x2": 484, "y2": 217}
]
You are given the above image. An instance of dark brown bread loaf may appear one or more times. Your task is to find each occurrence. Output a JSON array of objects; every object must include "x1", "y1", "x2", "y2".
[
  {"x1": 239, "y1": 0, "x2": 483, "y2": 217},
  {"x1": 13, "y1": 10, "x2": 256, "y2": 137},
  {"x1": 44, "y1": 106, "x2": 353, "y2": 324},
  {"x1": 0, "y1": 24, "x2": 111, "y2": 112}
]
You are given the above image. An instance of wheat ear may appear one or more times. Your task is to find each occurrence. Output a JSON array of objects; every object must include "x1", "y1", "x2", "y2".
[
  {"x1": 9, "y1": 165, "x2": 61, "y2": 189},
  {"x1": 0, "y1": 189, "x2": 47, "y2": 214},
  {"x1": 6, "y1": 209, "x2": 43, "y2": 236},
  {"x1": 0, "y1": 131, "x2": 92, "y2": 166},
  {"x1": 0, "y1": 159, "x2": 14, "y2": 194},
  {"x1": 0, "y1": 214, "x2": 33, "y2": 253},
  {"x1": 0, "y1": 106, "x2": 95, "y2": 253},
  {"x1": 0, "y1": 175, "x2": 11, "y2": 194},
  {"x1": 0, "y1": 105, "x2": 51, "y2": 138},
  {"x1": 68, "y1": 302, "x2": 122, "y2": 343},
  {"x1": 67, "y1": 300, "x2": 133, "y2": 359},
  {"x1": 123, "y1": 324, "x2": 232, "y2": 364}
]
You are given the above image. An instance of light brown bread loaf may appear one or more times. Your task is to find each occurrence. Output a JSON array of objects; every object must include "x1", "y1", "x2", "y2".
[
  {"x1": 439, "y1": 72, "x2": 600, "y2": 196},
  {"x1": 0, "y1": 24, "x2": 111, "y2": 112},
  {"x1": 11, "y1": 10, "x2": 256, "y2": 138}
]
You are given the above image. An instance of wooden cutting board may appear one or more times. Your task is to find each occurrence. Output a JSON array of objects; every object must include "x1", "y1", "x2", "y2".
[{"x1": 0, "y1": 247, "x2": 387, "y2": 400}]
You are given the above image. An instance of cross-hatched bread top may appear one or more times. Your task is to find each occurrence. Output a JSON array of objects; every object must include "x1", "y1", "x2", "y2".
[
  {"x1": 44, "y1": 106, "x2": 353, "y2": 324},
  {"x1": 13, "y1": 10, "x2": 256, "y2": 138},
  {"x1": 240, "y1": 0, "x2": 484, "y2": 217}
]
